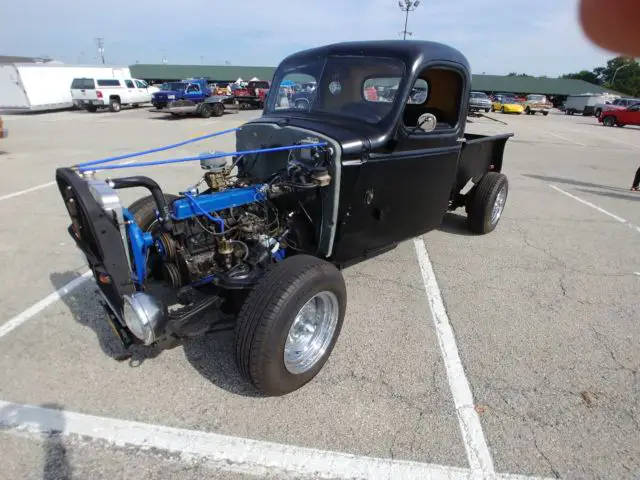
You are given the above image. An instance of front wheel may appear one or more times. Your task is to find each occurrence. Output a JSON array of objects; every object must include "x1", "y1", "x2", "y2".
[
  {"x1": 199, "y1": 104, "x2": 213, "y2": 118},
  {"x1": 466, "y1": 172, "x2": 509, "y2": 234},
  {"x1": 235, "y1": 255, "x2": 347, "y2": 396}
]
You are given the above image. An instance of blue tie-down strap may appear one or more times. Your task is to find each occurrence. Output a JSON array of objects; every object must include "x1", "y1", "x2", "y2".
[
  {"x1": 76, "y1": 127, "x2": 241, "y2": 169},
  {"x1": 77, "y1": 142, "x2": 328, "y2": 173},
  {"x1": 122, "y1": 208, "x2": 154, "y2": 285}
]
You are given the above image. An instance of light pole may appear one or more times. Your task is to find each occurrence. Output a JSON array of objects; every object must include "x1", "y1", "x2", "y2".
[
  {"x1": 611, "y1": 63, "x2": 630, "y2": 89},
  {"x1": 96, "y1": 38, "x2": 105, "y2": 65},
  {"x1": 398, "y1": 0, "x2": 420, "y2": 40}
]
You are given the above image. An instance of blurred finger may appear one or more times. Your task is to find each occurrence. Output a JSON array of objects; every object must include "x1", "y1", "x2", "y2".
[{"x1": 579, "y1": 0, "x2": 640, "y2": 57}]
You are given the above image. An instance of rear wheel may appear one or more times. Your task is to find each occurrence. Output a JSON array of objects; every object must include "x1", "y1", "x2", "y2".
[
  {"x1": 466, "y1": 172, "x2": 509, "y2": 234},
  {"x1": 212, "y1": 102, "x2": 224, "y2": 117},
  {"x1": 109, "y1": 98, "x2": 121, "y2": 112},
  {"x1": 235, "y1": 254, "x2": 346, "y2": 396},
  {"x1": 603, "y1": 116, "x2": 616, "y2": 127},
  {"x1": 542, "y1": 111, "x2": 549, "y2": 116}
]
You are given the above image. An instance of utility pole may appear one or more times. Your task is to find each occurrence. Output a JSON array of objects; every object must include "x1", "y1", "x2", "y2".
[
  {"x1": 398, "y1": 0, "x2": 420, "y2": 40},
  {"x1": 96, "y1": 37, "x2": 105, "y2": 64}
]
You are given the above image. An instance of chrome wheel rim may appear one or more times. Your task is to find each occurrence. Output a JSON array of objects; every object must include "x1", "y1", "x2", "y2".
[
  {"x1": 284, "y1": 291, "x2": 339, "y2": 375},
  {"x1": 491, "y1": 185, "x2": 507, "y2": 225}
]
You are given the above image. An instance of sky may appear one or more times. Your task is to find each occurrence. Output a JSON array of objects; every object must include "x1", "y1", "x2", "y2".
[{"x1": 1, "y1": 0, "x2": 616, "y2": 77}]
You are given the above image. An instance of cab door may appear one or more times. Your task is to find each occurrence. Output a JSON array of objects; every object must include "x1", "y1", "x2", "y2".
[
  {"x1": 333, "y1": 66, "x2": 467, "y2": 264},
  {"x1": 184, "y1": 83, "x2": 202, "y2": 102}
]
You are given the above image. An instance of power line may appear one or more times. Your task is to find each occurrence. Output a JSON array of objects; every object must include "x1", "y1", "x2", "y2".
[{"x1": 398, "y1": 0, "x2": 421, "y2": 40}]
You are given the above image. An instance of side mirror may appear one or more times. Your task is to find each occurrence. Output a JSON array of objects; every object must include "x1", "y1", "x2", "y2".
[{"x1": 417, "y1": 113, "x2": 437, "y2": 133}]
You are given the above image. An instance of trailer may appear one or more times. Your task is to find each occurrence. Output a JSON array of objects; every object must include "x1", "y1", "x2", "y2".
[
  {"x1": 0, "y1": 64, "x2": 132, "y2": 111},
  {"x1": 563, "y1": 93, "x2": 613, "y2": 116}
]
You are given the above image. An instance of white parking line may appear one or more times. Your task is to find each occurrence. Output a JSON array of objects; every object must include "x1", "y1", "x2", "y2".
[
  {"x1": 0, "y1": 400, "x2": 550, "y2": 480},
  {"x1": 525, "y1": 125, "x2": 586, "y2": 147},
  {"x1": 0, "y1": 271, "x2": 91, "y2": 339},
  {"x1": 413, "y1": 239, "x2": 495, "y2": 474},
  {"x1": 549, "y1": 185, "x2": 640, "y2": 234},
  {"x1": 0, "y1": 181, "x2": 56, "y2": 201}
]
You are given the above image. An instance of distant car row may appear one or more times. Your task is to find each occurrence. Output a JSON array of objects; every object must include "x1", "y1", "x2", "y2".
[{"x1": 468, "y1": 92, "x2": 552, "y2": 116}]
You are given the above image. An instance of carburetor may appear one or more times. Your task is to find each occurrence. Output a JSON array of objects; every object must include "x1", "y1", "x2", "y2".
[{"x1": 200, "y1": 153, "x2": 229, "y2": 191}]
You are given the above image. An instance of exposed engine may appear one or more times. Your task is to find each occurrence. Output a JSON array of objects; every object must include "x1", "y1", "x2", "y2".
[{"x1": 148, "y1": 140, "x2": 332, "y2": 293}]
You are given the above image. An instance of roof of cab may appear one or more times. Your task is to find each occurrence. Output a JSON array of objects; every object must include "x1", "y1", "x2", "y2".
[{"x1": 279, "y1": 40, "x2": 470, "y2": 71}]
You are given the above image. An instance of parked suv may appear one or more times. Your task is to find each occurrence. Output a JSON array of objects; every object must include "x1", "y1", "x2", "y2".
[
  {"x1": 468, "y1": 91, "x2": 491, "y2": 113},
  {"x1": 71, "y1": 77, "x2": 152, "y2": 112}
]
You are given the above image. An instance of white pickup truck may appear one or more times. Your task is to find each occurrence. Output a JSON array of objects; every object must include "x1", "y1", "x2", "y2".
[
  {"x1": 71, "y1": 77, "x2": 152, "y2": 112},
  {"x1": 593, "y1": 97, "x2": 639, "y2": 118}
]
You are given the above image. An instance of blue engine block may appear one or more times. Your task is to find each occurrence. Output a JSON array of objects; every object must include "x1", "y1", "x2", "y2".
[
  {"x1": 125, "y1": 184, "x2": 268, "y2": 286},
  {"x1": 171, "y1": 185, "x2": 267, "y2": 221}
]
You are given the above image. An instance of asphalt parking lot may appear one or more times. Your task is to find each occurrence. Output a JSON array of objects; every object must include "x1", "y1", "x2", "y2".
[{"x1": 0, "y1": 106, "x2": 638, "y2": 479}]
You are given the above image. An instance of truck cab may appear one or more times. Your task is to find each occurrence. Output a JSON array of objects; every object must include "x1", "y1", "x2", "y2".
[
  {"x1": 152, "y1": 78, "x2": 211, "y2": 109},
  {"x1": 238, "y1": 40, "x2": 513, "y2": 265}
]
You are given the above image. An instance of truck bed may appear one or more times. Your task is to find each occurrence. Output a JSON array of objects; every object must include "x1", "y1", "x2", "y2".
[{"x1": 453, "y1": 132, "x2": 513, "y2": 196}]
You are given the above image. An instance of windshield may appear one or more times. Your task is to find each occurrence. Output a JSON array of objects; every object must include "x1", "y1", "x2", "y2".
[
  {"x1": 528, "y1": 95, "x2": 546, "y2": 101},
  {"x1": 266, "y1": 55, "x2": 406, "y2": 125},
  {"x1": 165, "y1": 82, "x2": 188, "y2": 91},
  {"x1": 470, "y1": 92, "x2": 488, "y2": 99}
]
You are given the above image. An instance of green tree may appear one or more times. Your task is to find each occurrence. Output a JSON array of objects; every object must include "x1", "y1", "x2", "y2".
[
  {"x1": 600, "y1": 56, "x2": 640, "y2": 96},
  {"x1": 560, "y1": 70, "x2": 600, "y2": 85}
]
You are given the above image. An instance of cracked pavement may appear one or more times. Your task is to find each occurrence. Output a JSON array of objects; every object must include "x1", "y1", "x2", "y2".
[{"x1": 0, "y1": 108, "x2": 639, "y2": 478}]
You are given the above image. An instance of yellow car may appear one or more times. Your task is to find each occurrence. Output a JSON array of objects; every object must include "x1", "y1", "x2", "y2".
[{"x1": 491, "y1": 95, "x2": 524, "y2": 114}]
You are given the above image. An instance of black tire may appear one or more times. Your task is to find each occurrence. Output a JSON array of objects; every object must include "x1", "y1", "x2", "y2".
[
  {"x1": 127, "y1": 194, "x2": 179, "y2": 231},
  {"x1": 109, "y1": 97, "x2": 121, "y2": 112},
  {"x1": 235, "y1": 254, "x2": 347, "y2": 396},
  {"x1": 466, "y1": 172, "x2": 509, "y2": 234},
  {"x1": 485, "y1": 108, "x2": 490, "y2": 113},
  {"x1": 199, "y1": 104, "x2": 213, "y2": 118},
  {"x1": 212, "y1": 102, "x2": 224, "y2": 117},
  {"x1": 603, "y1": 116, "x2": 616, "y2": 127},
  {"x1": 542, "y1": 111, "x2": 549, "y2": 116},
  {"x1": 295, "y1": 100, "x2": 308, "y2": 110},
  {"x1": 525, "y1": 107, "x2": 531, "y2": 115}
]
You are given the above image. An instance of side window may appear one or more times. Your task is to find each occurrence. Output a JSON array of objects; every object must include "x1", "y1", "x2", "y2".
[
  {"x1": 125, "y1": 79, "x2": 135, "y2": 88},
  {"x1": 402, "y1": 67, "x2": 462, "y2": 131},
  {"x1": 97, "y1": 79, "x2": 121, "y2": 87},
  {"x1": 135, "y1": 80, "x2": 147, "y2": 88},
  {"x1": 186, "y1": 84, "x2": 200, "y2": 93}
]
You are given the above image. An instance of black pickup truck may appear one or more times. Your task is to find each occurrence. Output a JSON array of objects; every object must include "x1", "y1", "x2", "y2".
[{"x1": 56, "y1": 40, "x2": 513, "y2": 396}]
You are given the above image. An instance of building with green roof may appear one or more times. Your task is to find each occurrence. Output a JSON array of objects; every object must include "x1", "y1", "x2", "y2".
[{"x1": 130, "y1": 64, "x2": 619, "y2": 98}]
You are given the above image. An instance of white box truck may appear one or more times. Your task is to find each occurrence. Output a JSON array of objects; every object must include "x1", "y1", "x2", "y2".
[{"x1": 0, "y1": 64, "x2": 132, "y2": 111}]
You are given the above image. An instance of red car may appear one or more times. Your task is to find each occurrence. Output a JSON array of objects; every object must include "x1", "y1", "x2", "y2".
[{"x1": 599, "y1": 103, "x2": 640, "y2": 127}]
